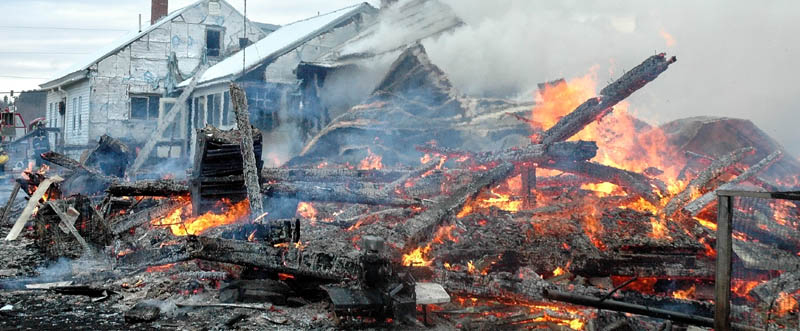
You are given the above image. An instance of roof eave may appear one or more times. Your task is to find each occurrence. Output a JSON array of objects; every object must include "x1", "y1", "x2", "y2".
[{"x1": 39, "y1": 70, "x2": 89, "y2": 90}]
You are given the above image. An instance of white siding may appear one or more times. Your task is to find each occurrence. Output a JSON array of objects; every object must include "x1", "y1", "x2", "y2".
[{"x1": 64, "y1": 80, "x2": 91, "y2": 147}]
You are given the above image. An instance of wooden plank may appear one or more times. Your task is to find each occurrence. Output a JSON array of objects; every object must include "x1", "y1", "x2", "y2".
[
  {"x1": 714, "y1": 195, "x2": 733, "y2": 331},
  {"x1": 683, "y1": 150, "x2": 782, "y2": 216},
  {"x1": 0, "y1": 182, "x2": 21, "y2": 224},
  {"x1": 50, "y1": 204, "x2": 90, "y2": 252},
  {"x1": 5, "y1": 175, "x2": 64, "y2": 241},
  {"x1": 129, "y1": 66, "x2": 207, "y2": 175},
  {"x1": 229, "y1": 83, "x2": 263, "y2": 220}
]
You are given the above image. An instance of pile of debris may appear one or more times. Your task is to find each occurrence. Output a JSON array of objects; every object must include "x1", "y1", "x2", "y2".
[{"x1": 1, "y1": 45, "x2": 799, "y2": 330}]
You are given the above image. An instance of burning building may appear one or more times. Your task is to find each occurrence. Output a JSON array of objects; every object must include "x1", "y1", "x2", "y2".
[{"x1": 1, "y1": 1, "x2": 799, "y2": 330}]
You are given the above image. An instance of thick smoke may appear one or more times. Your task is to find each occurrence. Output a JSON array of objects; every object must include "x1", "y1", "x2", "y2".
[{"x1": 420, "y1": 0, "x2": 800, "y2": 157}]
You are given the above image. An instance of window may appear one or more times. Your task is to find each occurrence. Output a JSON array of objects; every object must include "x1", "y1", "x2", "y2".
[
  {"x1": 206, "y1": 94, "x2": 216, "y2": 125},
  {"x1": 130, "y1": 95, "x2": 160, "y2": 120},
  {"x1": 48, "y1": 103, "x2": 53, "y2": 127},
  {"x1": 78, "y1": 96, "x2": 82, "y2": 131},
  {"x1": 194, "y1": 96, "x2": 207, "y2": 128},
  {"x1": 206, "y1": 28, "x2": 221, "y2": 57},
  {"x1": 72, "y1": 97, "x2": 77, "y2": 131},
  {"x1": 223, "y1": 91, "x2": 231, "y2": 126},
  {"x1": 239, "y1": 38, "x2": 250, "y2": 49}
]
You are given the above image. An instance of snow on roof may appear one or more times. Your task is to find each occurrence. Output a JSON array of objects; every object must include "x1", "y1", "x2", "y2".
[
  {"x1": 181, "y1": 2, "x2": 374, "y2": 88},
  {"x1": 40, "y1": 0, "x2": 204, "y2": 89}
]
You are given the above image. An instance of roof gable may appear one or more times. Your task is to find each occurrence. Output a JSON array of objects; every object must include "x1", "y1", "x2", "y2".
[
  {"x1": 181, "y1": 3, "x2": 376, "y2": 88},
  {"x1": 40, "y1": 0, "x2": 252, "y2": 90}
]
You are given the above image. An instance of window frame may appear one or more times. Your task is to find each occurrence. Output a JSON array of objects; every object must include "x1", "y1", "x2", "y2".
[
  {"x1": 205, "y1": 27, "x2": 224, "y2": 58},
  {"x1": 130, "y1": 94, "x2": 161, "y2": 121}
]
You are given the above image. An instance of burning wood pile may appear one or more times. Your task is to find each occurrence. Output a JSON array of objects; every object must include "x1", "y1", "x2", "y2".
[{"x1": 2, "y1": 44, "x2": 799, "y2": 330}]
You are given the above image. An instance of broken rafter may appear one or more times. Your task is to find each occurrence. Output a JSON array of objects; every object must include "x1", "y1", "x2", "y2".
[
  {"x1": 41, "y1": 151, "x2": 111, "y2": 180},
  {"x1": 682, "y1": 150, "x2": 782, "y2": 216},
  {"x1": 107, "y1": 179, "x2": 189, "y2": 197},
  {"x1": 6, "y1": 175, "x2": 64, "y2": 241},
  {"x1": 664, "y1": 147, "x2": 754, "y2": 216},
  {"x1": 230, "y1": 83, "x2": 264, "y2": 220},
  {"x1": 262, "y1": 182, "x2": 423, "y2": 207},
  {"x1": 417, "y1": 140, "x2": 598, "y2": 166},
  {"x1": 403, "y1": 162, "x2": 514, "y2": 250},
  {"x1": 260, "y1": 168, "x2": 412, "y2": 183},
  {"x1": 542, "y1": 290, "x2": 759, "y2": 331},
  {"x1": 111, "y1": 199, "x2": 184, "y2": 236},
  {"x1": 538, "y1": 54, "x2": 676, "y2": 145},
  {"x1": 118, "y1": 236, "x2": 360, "y2": 281},
  {"x1": 542, "y1": 161, "x2": 666, "y2": 205}
]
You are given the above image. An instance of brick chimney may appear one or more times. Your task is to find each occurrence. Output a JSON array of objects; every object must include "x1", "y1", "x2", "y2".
[{"x1": 151, "y1": 0, "x2": 169, "y2": 25}]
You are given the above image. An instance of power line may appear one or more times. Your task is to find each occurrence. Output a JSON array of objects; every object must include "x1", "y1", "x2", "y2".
[
  {"x1": 0, "y1": 75, "x2": 48, "y2": 80},
  {"x1": 0, "y1": 25, "x2": 128, "y2": 32},
  {"x1": 0, "y1": 51, "x2": 90, "y2": 55}
]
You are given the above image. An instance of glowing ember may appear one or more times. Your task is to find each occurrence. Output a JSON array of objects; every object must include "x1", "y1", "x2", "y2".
[
  {"x1": 774, "y1": 292, "x2": 798, "y2": 316},
  {"x1": 296, "y1": 202, "x2": 318, "y2": 219},
  {"x1": 731, "y1": 280, "x2": 760, "y2": 300},
  {"x1": 358, "y1": 148, "x2": 383, "y2": 170},
  {"x1": 466, "y1": 260, "x2": 476, "y2": 274},
  {"x1": 457, "y1": 188, "x2": 522, "y2": 218},
  {"x1": 152, "y1": 198, "x2": 250, "y2": 236},
  {"x1": 694, "y1": 217, "x2": 717, "y2": 231},
  {"x1": 648, "y1": 217, "x2": 671, "y2": 240},
  {"x1": 402, "y1": 245, "x2": 432, "y2": 267},
  {"x1": 553, "y1": 266, "x2": 566, "y2": 276},
  {"x1": 146, "y1": 263, "x2": 176, "y2": 273}
]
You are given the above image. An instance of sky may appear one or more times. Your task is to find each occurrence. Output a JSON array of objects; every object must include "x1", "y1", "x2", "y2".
[
  {"x1": 0, "y1": 0, "x2": 376, "y2": 93},
  {"x1": 0, "y1": 0, "x2": 797, "y2": 156}
]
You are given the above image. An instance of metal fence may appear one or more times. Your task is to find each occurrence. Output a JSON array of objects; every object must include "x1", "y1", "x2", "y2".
[{"x1": 716, "y1": 191, "x2": 800, "y2": 330}]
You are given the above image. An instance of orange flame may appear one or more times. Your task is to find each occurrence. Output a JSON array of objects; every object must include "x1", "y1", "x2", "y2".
[
  {"x1": 402, "y1": 244, "x2": 432, "y2": 267},
  {"x1": 358, "y1": 149, "x2": 383, "y2": 170},
  {"x1": 672, "y1": 285, "x2": 696, "y2": 300},
  {"x1": 296, "y1": 202, "x2": 318, "y2": 220},
  {"x1": 531, "y1": 72, "x2": 685, "y2": 199},
  {"x1": 152, "y1": 198, "x2": 250, "y2": 236},
  {"x1": 774, "y1": 292, "x2": 798, "y2": 316}
]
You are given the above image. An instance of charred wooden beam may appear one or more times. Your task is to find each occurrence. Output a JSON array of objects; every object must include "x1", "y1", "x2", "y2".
[
  {"x1": 538, "y1": 54, "x2": 676, "y2": 144},
  {"x1": 732, "y1": 209, "x2": 800, "y2": 249},
  {"x1": 542, "y1": 161, "x2": 665, "y2": 205},
  {"x1": 6, "y1": 175, "x2": 63, "y2": 241},
  {"x1": 664, "y1": 147, "x2": 754, "y2": 216},
  {"x1": 83, "y1": 135, "x2": 134, "y2": 177},
  {"x1": 262, "y1": 182, "x2": 423, "y2": 207},
  {"x1": 230, "y1": 83, "x2": 264, "y2": 220},
  {"x1": 0, "y1": 182, "x2": 20, "y2": 225},
  {"x1": 117, "y1": 236, "x2": 360, "y2": 281},
  {"x1": 110, "y1": 199, "x2": 183, "y2": 236},
  {"x1": 732, "y1": 238, "x2": 800, "y2": 271},
  {"x1": 751, "y1": 271, "x2": 800, "y2": 305},
  {"x1": 261, "y1": 168, "x2": 412, "y2": 183},
  {"x1": 417, "y1": 140, "x2": 598, "y2": 166},
  {"x1": 403, "y1": 162, "x2": 514, "y2": 250},
  {"x1": 683, "y1": 150, "x2": 782, "y2": 216},
  {"x1": 542, "y1": 290, "x2": 759, "y2": 331},
  {"x1": 107, "y1": 179, "x2": 189, "y2": 197}
]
